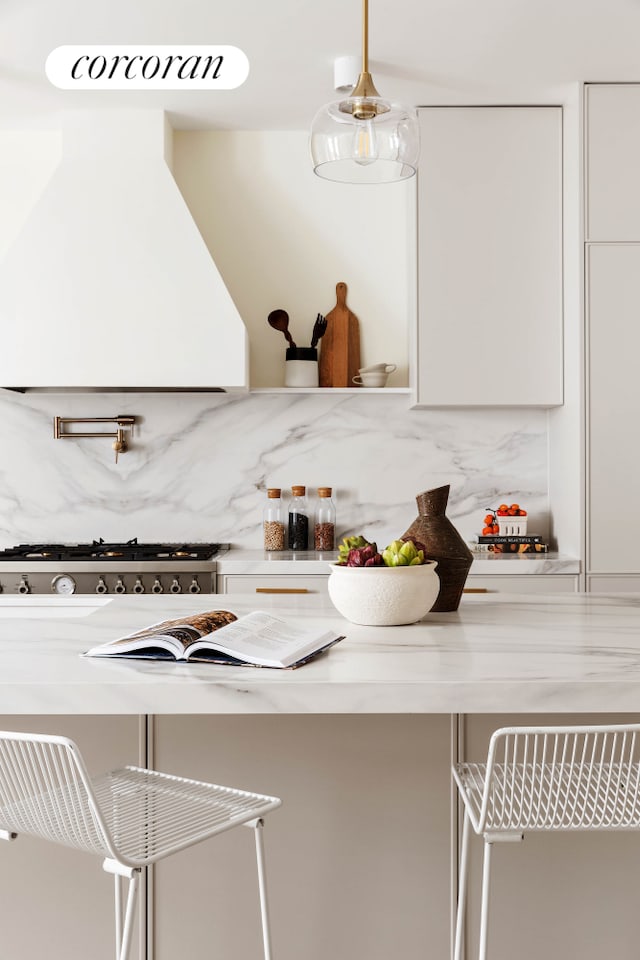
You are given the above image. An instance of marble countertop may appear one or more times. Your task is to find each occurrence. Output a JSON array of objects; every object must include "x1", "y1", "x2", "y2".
[
  {"x1": 217, "y1": 549, "x2": 580, "y2": 576},
  {"x1": 0, "y1": 591, "x2": 636, "y2": 715}
]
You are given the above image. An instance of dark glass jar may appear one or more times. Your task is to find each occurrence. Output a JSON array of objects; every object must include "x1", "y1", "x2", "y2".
[{"x1": 288, "y1": 485, "x2": 309, "y2": 550}]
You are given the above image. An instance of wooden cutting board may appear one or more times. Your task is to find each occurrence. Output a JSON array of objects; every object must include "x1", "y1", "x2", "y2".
[{"x1": 319, "y1": 282, "x2": 361, "y2": 388}]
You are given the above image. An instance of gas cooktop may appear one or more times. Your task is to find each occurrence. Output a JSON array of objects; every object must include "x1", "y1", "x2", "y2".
[
  {"x1": 0, "y1": 539, "x2": 226, "y2": 561},
  {"x1": 0, "y1": 539, "x2": 229, "y2": 595}
]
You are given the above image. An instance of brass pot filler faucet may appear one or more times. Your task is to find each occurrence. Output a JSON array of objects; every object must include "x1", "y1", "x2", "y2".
[{"x1": 53, "y1": 416, "x2": 137, "y2": 463}]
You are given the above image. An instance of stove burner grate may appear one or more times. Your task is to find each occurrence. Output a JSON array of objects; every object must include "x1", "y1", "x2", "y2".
[{"x1": 0, "y1": 539, "x2": 223, "y2": 562}]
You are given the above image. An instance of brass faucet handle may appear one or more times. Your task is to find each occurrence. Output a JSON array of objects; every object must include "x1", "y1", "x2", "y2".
[
  {"x1": 113, "y1": 429, "x2": 127, "y2": 464},
  {"x1": 117, "y1": 416, "x2": 135, "y2": 438}
]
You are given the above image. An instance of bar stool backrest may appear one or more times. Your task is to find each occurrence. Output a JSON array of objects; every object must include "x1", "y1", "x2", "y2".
[
  {"x1": 477, "y1": 723, "x2": 640, "y2": 833},
  {"x1": 0, "y1": 731, "x2": 115, "y2": 857}
]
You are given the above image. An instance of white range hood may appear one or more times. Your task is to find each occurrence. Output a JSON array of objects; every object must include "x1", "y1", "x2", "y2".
[{"x1": 0, "y1": 110, "x2": 248, "y2": 392}]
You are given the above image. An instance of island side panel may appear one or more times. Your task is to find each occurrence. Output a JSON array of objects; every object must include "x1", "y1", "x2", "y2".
[{"x1": 153, "y1": 714, "x2": 452, "y2": 960}]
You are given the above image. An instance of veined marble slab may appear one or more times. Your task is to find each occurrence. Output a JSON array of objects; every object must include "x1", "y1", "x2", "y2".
[
  {"x1": 0, "y1": 592, "x2": 637, "y2": 715},
  {"x1": 0, "y1": 390, "x2": 549, "y2": 550}
]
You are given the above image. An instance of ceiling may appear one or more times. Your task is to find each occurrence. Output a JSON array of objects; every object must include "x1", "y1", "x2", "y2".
[{"x1": 1, "y1": 0, "x2": 640, "y2": 130}]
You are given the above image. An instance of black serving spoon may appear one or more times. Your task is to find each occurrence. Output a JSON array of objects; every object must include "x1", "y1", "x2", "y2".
[{"x1": 268, "y1": 309, "x2": 296, "y2": 349}]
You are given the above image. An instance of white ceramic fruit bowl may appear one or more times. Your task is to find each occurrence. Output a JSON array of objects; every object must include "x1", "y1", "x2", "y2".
[{"x1": 327, "y1": 561, "x2": 439, "y2": 626}]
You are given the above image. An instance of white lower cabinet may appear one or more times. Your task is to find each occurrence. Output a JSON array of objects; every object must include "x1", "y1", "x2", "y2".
[
  {"x1": 152, "y1": 714, "x2": 452, "y2": 960},
  {"x1": 588, "y1": 575, "x2": 640, "y2": 593},
  {"x1": 463, "y1": 713, "x2": 640, "y2": 960},
  {"x1": 220, "y1": 573, "x2": 577, "y2": 597},
  {"x1": 466, "y1": 575, "x2": 578, "y2": 594},
  {"x1": 0, "y1": 715, "x2": 143, "y2": 960},
  {"x1": 219, "y1": 573, "x2": 329, "y2": 595}
]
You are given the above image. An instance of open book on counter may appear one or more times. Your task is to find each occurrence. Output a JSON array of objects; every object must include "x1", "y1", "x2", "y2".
[{"x1": 84, "y1": 609, "x2": 345, "y2": 670}]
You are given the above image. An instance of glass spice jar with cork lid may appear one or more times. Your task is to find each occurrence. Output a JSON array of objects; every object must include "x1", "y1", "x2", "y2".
[
  {"x1": 314, "y1": 487, "x2": 336, "y2": 551},
  {"x1": 288, "y1": 485, "x2": 309, "y2": 550},
  {"x1": 263, "y1": 488, "x2": 285, "y2": 551}
]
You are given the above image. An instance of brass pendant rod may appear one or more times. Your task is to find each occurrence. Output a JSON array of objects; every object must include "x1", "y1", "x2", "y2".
[
  {"x1": 345, "y1": 0, "x2": 385, "y2": 108},
  {"x1": 362, "y1": 0, "x2": 369, "y2": 74}
]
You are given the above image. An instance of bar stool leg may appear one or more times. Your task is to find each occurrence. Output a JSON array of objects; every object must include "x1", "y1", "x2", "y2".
[
  {"x1": 454, "y1": 810, "x2": 471, "y2": 960},
  {"x1": 104, "y1": 860, "x2": 140, "y2": 960},
  {"x1": 118, "y1": 872, "x2": 139, "y2": 960},
  {"x1": 114, "y1": 872, "x2": 123, "y2": 960},
  {"x1": 478, "y1": 838, "x2": 493, "y2": 960},
  {"x1": 252, "y1": 818, "x2": 274, "y2": 960}
]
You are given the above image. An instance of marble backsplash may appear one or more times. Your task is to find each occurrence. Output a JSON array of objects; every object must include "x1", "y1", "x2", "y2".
[{"x1": 0, "y1": 390, "x2": 549, "y2": 550}]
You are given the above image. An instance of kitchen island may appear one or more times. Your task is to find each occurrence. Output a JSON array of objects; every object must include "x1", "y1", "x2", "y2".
[
  {"x1": 1, "y1": 592, "x2": 640, "y2": 960},
  {"x1": 0, "y1": 590, "x2": 639, "y2": 713}
]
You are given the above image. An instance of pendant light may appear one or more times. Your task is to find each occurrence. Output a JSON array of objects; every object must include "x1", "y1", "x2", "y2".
[{"x1": 310, "y1": 0, "x2": 420, "y2": 184}]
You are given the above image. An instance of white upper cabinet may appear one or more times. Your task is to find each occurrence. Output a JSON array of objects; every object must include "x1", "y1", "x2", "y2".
[
  {"x1": 585, "y1": 84, "x2": 640, "y2": 241},
  {"x1": 414, "y1": 107, "x2": 563, "y2": 407}
]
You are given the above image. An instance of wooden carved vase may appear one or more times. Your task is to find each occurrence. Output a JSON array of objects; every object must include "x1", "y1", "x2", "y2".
[{"x1": 401, "y1": 485, "x2": 473, "y2": 612}]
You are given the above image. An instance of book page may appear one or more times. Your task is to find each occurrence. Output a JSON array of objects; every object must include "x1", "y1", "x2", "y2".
[{"x1": 188, "y1": 611, "x2": 339, "y2": 668}]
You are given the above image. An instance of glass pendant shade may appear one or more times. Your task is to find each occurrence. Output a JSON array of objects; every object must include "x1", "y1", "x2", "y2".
[
  {"x1": 310, "y1": 95, "x2": 420, "y2": 183},
  {"x1": 310, "y1": 0, "x2": 419, "y2": 184}
]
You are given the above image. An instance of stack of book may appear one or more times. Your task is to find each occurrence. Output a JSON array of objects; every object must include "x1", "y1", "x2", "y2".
[{"x1": 471, "y1": 535, "x2": 548, "y2": 554}]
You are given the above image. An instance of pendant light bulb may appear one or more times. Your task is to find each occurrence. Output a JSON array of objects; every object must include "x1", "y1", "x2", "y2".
[
  {"x1": 353, "y1": 118, "x2": 378, "y2": 166},
  {"x1": 310, "y1": 0, "x2": 419, "y2": 184}
]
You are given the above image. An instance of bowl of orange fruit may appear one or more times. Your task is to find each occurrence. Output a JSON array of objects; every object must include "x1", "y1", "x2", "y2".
[{"x1": 483, "y1": 503, "x2": 528, "y2": 537}]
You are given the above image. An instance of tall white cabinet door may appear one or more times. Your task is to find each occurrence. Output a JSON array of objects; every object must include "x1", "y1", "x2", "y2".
[
  {"x1": 586, "y1": 84, "x2": 640, "y2": 241},
  {"x1": 587, "y1": 243, "x2": 640, "y2": 572},
  {"x1": 415, "y1": 106, "x2": 563, "y2": 407}
]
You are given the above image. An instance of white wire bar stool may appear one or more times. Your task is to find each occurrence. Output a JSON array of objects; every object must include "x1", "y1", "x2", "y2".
[
  {"x1": 0, "y1": 730, "x2": 281, "y2": 960},
  {"x1": 452, "y1": 723, "x2": 640, "y2": 960}
]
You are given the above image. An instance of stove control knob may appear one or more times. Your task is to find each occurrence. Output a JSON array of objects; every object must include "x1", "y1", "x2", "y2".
[
  {"x1": 188, "y1": 578, "x2": 201, "y2": 594},
  {"x1": 96, "y1": 577, "x2": 108, "y2": 595},
  {"x1": 114, "y1": 578, "x2": 126, "y2": 595},
  {"x1": 51, "y1": 574, "x2": 76, "y2": 596},
  {"x1": 169, "y1": 578, "x2": 182, "y2": 594},
  {"x1": 18, "y1": 577, "x2": 30, "y2": 595},
  {"x1": 133, "y1": 578, "x2": 145, "y2": 594},
  {"x1": 151, "y1": 578, "x2": 163, "y2": 594}
]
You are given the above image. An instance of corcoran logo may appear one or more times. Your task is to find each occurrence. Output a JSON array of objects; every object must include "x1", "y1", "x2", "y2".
[{"x1": 46, "y1": 45, "x2": 249, "y2": 90}]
